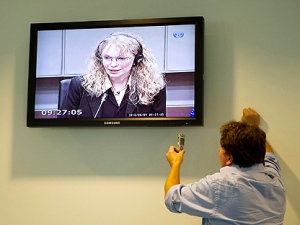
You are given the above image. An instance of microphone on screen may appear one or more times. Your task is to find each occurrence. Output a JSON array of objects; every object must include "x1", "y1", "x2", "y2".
[{"x1": 94, "y1": 93, "x2": 108, "y2": 118}]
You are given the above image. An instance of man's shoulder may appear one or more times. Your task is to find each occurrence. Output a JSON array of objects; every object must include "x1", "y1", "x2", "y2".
[{"x1": 202, "y1": 171, "x2": 229, "y2": 183}]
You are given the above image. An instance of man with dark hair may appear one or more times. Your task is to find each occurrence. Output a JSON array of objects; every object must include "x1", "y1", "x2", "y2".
[
  {"x1": 219, "y1": 121, "x2": 266, "y2": 167},
  {"x1": 164, "y1": 108, "x2": 286, "y2": 224}
]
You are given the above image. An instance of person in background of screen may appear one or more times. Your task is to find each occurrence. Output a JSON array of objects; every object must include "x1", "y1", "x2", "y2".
[
  {"x1": 164, "y1": 108, "x2": 286, "y2": 224},
  {"x1": 60, "y1": 32, "x2": 166, "y2": 118}
]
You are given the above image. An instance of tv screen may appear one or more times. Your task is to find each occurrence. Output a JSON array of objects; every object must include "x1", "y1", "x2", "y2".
[{"x1": 26, "y1": 16, "x2": 204, "y2": 127}]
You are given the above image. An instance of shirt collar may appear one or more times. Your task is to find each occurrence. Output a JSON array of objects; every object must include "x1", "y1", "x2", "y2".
[
  {"x1": 104, "y1": 76, "x2": 132, "y2": 92},
  {"x1": 220, "y1": 163, "x2": 265, "y2": 174}
]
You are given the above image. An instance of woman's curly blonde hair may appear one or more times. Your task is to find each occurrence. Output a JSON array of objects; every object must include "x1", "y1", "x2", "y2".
[{"x1": 81, "y1": 32, "x2": 166, "y2": 106}]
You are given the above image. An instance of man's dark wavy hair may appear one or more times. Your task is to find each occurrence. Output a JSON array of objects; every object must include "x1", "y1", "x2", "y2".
[{"x1": 220, "y1": 121, "x2": 266, "y2": 168}]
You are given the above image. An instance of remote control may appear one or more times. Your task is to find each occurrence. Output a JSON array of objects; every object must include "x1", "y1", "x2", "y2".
[{"x1": 177, "y1": 133, "x2": 185, "y2": 150}]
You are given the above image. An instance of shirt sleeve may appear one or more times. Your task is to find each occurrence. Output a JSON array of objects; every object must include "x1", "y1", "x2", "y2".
[
  {"x1": 164, "y1": 176, "x2": 216, "y2": 218},
  {"x1": 264, "y1": 152, "x2": 282, "y2": 180}
]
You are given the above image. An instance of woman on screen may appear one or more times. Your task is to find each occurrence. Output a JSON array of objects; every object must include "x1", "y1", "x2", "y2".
[{"x1": 60, "y1": 32, "x2": 166, "y2": 118}]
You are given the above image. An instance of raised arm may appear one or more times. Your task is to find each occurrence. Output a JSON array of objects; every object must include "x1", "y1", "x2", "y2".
[
  {"x1": 265, "y1": 141, "x2": 274, "y2": 153},
  {"x1": 164, "y1": 146, "x2": 185, "y2": 197},
  {"x1": 241, "y1": 107, "x2": 273, "y2": 153},
  {"x1": 241, "y1": 107, "x2": 261, "y2": 126}
]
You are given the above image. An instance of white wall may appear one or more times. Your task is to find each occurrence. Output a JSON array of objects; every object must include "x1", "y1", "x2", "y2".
[{"x1": 1, "y1": 0, "x2": 299, "y2": 224}]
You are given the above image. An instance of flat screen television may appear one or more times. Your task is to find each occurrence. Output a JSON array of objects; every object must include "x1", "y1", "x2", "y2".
[{"x1": 26, "y1": 16, "x2": 204, "y2": 127}]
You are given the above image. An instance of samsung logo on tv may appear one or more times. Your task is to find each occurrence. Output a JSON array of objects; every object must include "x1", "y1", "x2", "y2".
[{"x1": 104, "y1": 121, "x2": 121, "y2": 125}]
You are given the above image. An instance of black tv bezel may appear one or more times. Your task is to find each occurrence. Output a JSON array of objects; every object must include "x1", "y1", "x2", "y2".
[{"x1": 26, "y1": 16, "x2": 204, "y2": 127}]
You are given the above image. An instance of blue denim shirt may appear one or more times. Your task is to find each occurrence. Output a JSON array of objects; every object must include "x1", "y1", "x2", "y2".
[{"x1": 165, "y1": 152, "x2": 286, "y2": 225}]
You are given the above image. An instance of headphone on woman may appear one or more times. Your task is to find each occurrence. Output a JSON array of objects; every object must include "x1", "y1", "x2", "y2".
[{"x1": 96, "y1": 33, "x2": 144, "y2": 66}]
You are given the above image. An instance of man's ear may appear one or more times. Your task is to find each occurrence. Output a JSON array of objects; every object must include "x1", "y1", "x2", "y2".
[{"x1": 226, "y1": 154, "x2": 234, "y2": 166}]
